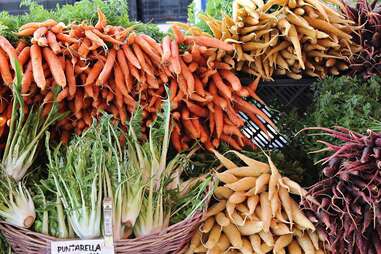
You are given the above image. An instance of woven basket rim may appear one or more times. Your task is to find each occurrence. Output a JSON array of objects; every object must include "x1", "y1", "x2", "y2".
[{"x1": 0, "y1": 211, "x2": 202, "y2": 243}]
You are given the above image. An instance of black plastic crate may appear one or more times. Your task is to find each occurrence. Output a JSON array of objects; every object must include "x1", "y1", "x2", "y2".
[
  {"x1": 137, "y1": 0, "x2": 191, "y2": 23},
  {"x1": 239, "y1": 77, "x2": 315, "y2": 149},
  {"x1": 0, "y1": 0, "x2": 77, "y2": 14},
  {"x1": 240, "y1": 76, "x2": 315, "y2": 109}
]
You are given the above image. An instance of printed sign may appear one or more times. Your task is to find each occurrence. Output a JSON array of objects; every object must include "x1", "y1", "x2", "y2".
[{"x1": 51, "y1": 239, "x2": 114, "y2": 254}]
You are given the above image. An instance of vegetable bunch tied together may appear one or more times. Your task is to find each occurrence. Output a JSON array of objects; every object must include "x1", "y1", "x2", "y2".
[
  {"x1": 342, "y1": 0, "x2": 381, "y2": 78},
  {"x1": 184, "y1": 0, "x2": 358, "y2": 80},
  {"x1": 302, "y1": 127, "x2": 381, "y2": 253},
  {"x1": 187, "y1": 150, "x2": 324, "y2": 254}
]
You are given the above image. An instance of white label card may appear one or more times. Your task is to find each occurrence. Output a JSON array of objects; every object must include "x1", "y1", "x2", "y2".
[{"x1": 51, "y1": 239, "x2": 114, "y2": 254}]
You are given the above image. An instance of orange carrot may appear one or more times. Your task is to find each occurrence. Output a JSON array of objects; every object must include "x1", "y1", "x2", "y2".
[
  {"x1": 185, "y1": 100, "x2": 208, "y2": 117},
  {"x1": 180, "y1": 59, "x2": 194, "y2": 95},
  {"x1": 114, "y1": 62, "x2": 129, "y2": 97},
  {"x1": 201, "y1": 69, "x2": 217, "y2": 84},
  {"x1": 188, "y1": 62, "x2": 198, "y2": 72},
  {"x1": 135, "y1": 35, "x2": 161, "y2": 63},
  {"x1": 50, "y1": 22, "x2": 65, "y2": 34},
  {"x1": 42, "y1": 47, "x2": 66, "y2": 88},
  {"x1": 215, "y1": 105, "x2": 224, "y2": 138},
  {"x1": 127, "y1": 32, "x2": 136, "y2": 45},
  {"x1": 0, "y1": 36, "x2": 17, "y2": 70},
  {"x1": 140, "y1": 34, "x2": 162, "y2": 55},
  {"x1": 22, "y1": 61, "x2": 33, "y2": 94},
  {"x1": 239, "y1": 107, "x2": 269, "y2": 137},
  {"x1": 57, "y1": 87, "x2": 69, "y2": 102},
  {"x1": 81, "y1": 72, "x2": 93, "y2": 98},
  {"x1": 127, "y1": 61, "x2": 141, "y2": 81},
  {"x1": 173, "y1": 88, "x2": 184, "y2": 109},
  {"x1": 78, "y1": 38, "x2": 91, "y2": 59},
  {"x1": 247, "y1": 77, "x2": 265, "y2": 104},
  {"x1": 221, "y1": 134, "x2": 242, "y2": 150},
  {"x1": 171, "y1": 125, "x2": 183, "y2": 151},
  {"x1": 226, "y1": 103, "x2": 245, "y2": 127},
  {"x1": 30, "y1": 45, "x2": 46, "y2": 90},
  {"x1": 212, "y1": 72, "x2": 232, "y2": 99},
  {"x1": 56, "y1": 33, "x2": 79, "y2": 44},
  {"x1": 182, "y1": 51, "x2": 192, "y2": 63},
  {"x1": 190, "y1": 93, "x2": 212, "y2": 103},
  {"x1": 185, "y1": 36, "x2": 234, "y2": 51},
  {"x1": 33, "y1": 27, "x2": 48, "y2": 46},
  {"x1": 219, "y1": 69, "x2": 242, "y2": 91},
  {"x1": 19, "y1": 19, "x2": 57, "y2": 30},
  {"x1": 65, "y1": 60, "x2": 76, "y2": 98},
  {"x1": 116, "y1": 49, "x2": 132, "y2": 92},
  {"x1": 16, "y1": 28, "x2": 37, "y2": 36},
  {"x1": 172, "y1": 25, "x2": 185, "y2": 43},
  {"x1": 223, "y1": 125, "x2": 243, "y2": 137},
  {"x1": 132, "y1": 43, "x2": 154, "y2": 76},
  {"x1": 0, "y1": 48, "x2": 13, "y2": 86},
  {"x1": 191, "y1": 117, "x2": 202, "y2": 140},
  {"x1": 95, "y1": 9, "x2": 107, "y2": 31},
  {"x1": 177, "y1": 74, "x2": 188, "y2": 94},
  {"x1": 15, "y1": 40, "x2": 27, "y2": 55},
  {"x1": 191, "y1": 45, "x2": 201, "y2": 63},
  {"x1": 123, "y1": 93, "x2": 136, "y2": 110},
  {"x1": 233, "y1": 95, "x2": 276, "y2": 128},
  {"x1": 86, "y1": 60, "x2": 104, "y2": 86},
  {"x1": 146, "y1": 74, "x2": 159, "y2": 89},
  {"x1": 58, "y1": 56, "x2": 66, "y2": 70},
  {"x1": 85, "y1": 30, "x2": 107, "y2": 48},
  {"x1": 43, "y1": 91, "x2": 54, "y2": 104},
  {"x1": 182, "y1": 109, "x2": 200, "y2": 139},
  {"x1": 42, "y1": 101, "x2": 53, "y2": 118},
  {"x1": 97, "y1": 48, "x2": 116, "y2": 86},
  {"x1": 158, "y1": 70, "x2": 168, "y2": 83},
  {"x1": 209, "y1": 82, "x2": 228, "y2": 110},
  {"x1": 91, "y1": 29, "x2": 123, "y2": 45},
  {"x1": 171, "y1": 40, "x2": 181, "y2": 75},
  {"x1": 18, "y1": 46, "x2": 30, "y2": 67},
  {"x1": 216, "y1": 62, "x2": 232, "y2": 70},
  {"x1": 122, "y1": 44, "x2": 141, "y2": 69},
  {"x1": 237, "y1": 88, "x2": 249, "y2": 97},
  {"x1": 47, "y1": 31, "x2": 61, "y2": 54},
  {"x1": 198, "y1": 122, "x2": 209, "y2": 143},
  {"x1": 162, "y1": 35, "x2": 171, "y2": 65},
  {"x1": 194, "y1": 77, "x2": 205, "y2": 96}
]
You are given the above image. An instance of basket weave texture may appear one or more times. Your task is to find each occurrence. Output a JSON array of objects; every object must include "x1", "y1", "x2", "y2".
[{"x1": 0, "y1": 212, "x2": 201, "y2": 254}]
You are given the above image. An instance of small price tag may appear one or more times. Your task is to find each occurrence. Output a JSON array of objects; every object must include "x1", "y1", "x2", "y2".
[{"x1": 51, "y1": 239, "x2": 115, "y2": 254}]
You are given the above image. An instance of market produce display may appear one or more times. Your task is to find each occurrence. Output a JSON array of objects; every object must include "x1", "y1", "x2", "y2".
[
  {"x1": 0, "y1": 0, "x2": 380, "y2": 253},
  {"x1": 301, "y1": 127, "x2": 381, "y2": 254},
  {"x1": 183, "y1": 0, "x2": 358, "y2": 80},
  {"x1": 342, "y1": 0, "x2": 381, "y2": 78},
  {"x1": 186, "y1": 150, "x2": 325, "y2": 254}
]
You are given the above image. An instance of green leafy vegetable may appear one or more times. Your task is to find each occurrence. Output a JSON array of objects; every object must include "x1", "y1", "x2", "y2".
[{"x1": 0, "y1": 178, "x2": 35, "y2": 228}]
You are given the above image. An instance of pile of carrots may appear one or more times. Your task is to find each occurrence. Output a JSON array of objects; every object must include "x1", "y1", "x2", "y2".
[
  {"x1": 178, "y1": 0, "x2": 358, "y2": 80},
  {"x1": 0, "y1": 10, "x2": 273, "y2": 151},
  {"x1": 186, "y1": 150, "x2": 325, "y2": 254}
]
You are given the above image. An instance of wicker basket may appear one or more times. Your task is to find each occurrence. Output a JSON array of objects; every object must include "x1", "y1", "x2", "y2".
[{"x1": 0, "y1": 212, "x2": 202, "y2": 254}]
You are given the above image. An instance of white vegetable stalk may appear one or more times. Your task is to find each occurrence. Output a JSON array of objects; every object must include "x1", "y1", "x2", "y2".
[
  {"x1": 54, "y1": 171, "x2": 103, "y2": 239},
  {"x1": 52, "y1": 130, "x2": 104, "y2": 240},
  {"x1": 133, "y1": 98, "x2": 173, "y2": 237},
  {"x1": 2, "y1": 61, "x2": 64, "y2": 181},
  {"x1": 0, "y1": 179, "x2": 36, "y2": 228}
]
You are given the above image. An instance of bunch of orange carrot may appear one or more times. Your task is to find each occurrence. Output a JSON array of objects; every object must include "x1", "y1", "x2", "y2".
[
  {"x1": 0, "y1": 10, "x2": 273, "y2": 151},
  {"x1": 166, "y1": 26, "x2": 275, "y2": 151}
]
